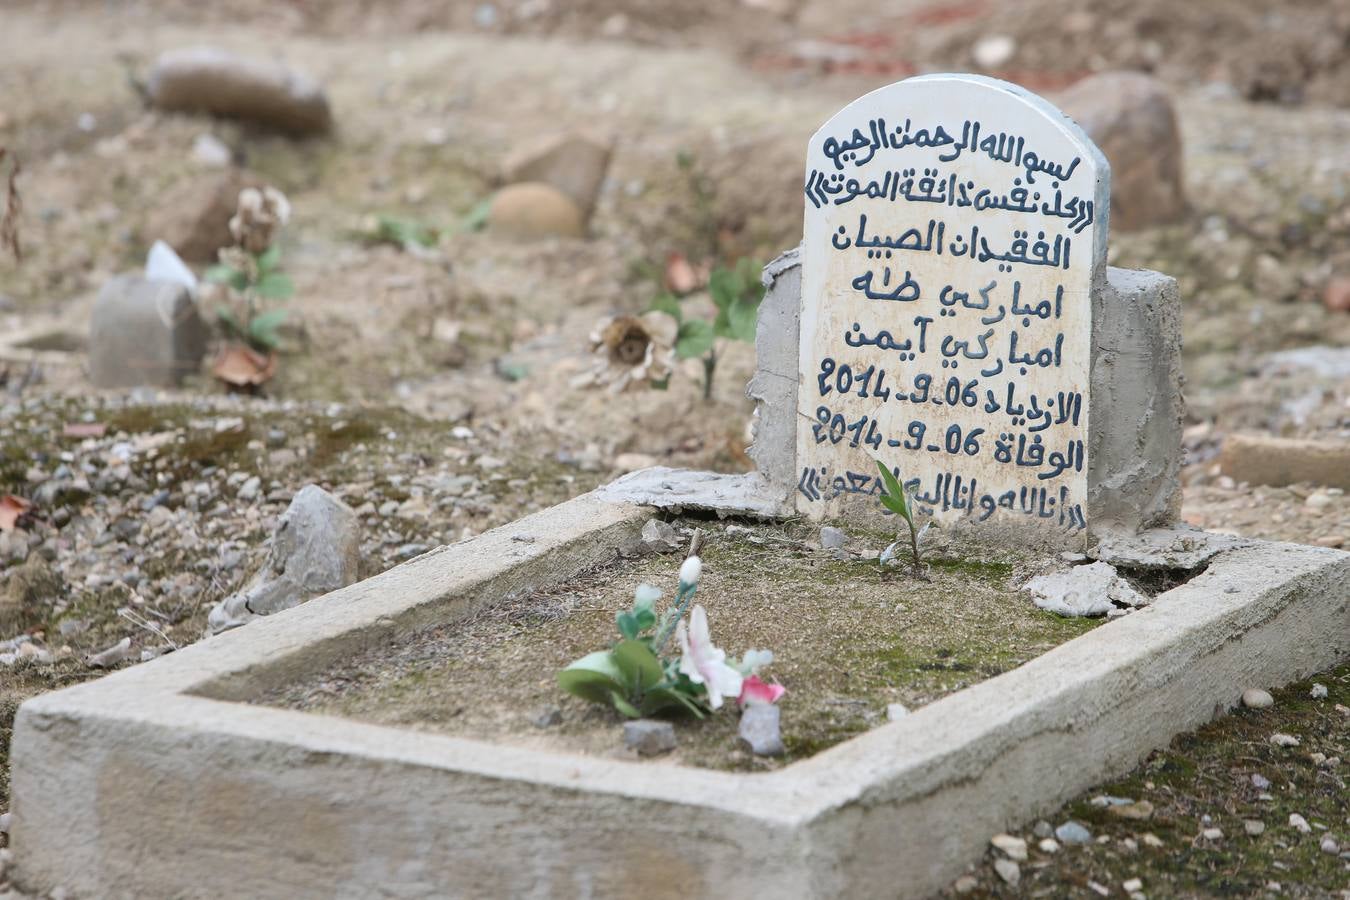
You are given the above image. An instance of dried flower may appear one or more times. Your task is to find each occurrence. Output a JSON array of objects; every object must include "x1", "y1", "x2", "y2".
[
  {"x1": 676, "y1": 604, "x2": 742, "y2": 710},
  {"x1": 584, "y1": 312, "x2": 677, "y2": 392},
  {"x1": 228, "y1": 186, "x2": 291, "y2": 254}
]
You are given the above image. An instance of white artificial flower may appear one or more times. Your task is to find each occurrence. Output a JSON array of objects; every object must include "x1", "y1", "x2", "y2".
[
  {"x1": 676, "y1": 604, "x2": 742, "y2": 710},
  {"x1": 679, "y1": 555, "x2": 702, "y2": 587},
  {"x1": 634, "y1": 584, "x2": 662, "y2": 607},
  {"x1": 738, "y1": 649, "x2": 774, "y2": 675}
]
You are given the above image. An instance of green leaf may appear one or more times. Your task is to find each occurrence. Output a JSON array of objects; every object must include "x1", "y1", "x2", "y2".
[
  {"x1": 216, "y1": 307, "x2": 244, "y2": 340},
  {"x1": 675, "y1": 319, "x2": 715, "y2": 360},
  {"x1": 256, "y1": 272, "x2": 294, "y2": 300},
  {"x1": 640, "y1": 686, "x2": 707, "y2": 719},
  {"x1": 616, "y1": 611, "x2": 640, "y2": 641},
  {"x1": 205, "y1": 265, "x2": 248, "y2": 292},
  {"x1": 726, "y1": 295, "x2": 758, "y2": 343},
  {"x1": 460, "y1": 198, "x2": 492, "y2": 234},
  {"x1": 633, "y1": 607, "x2": 657, "y2": 632},
  {"x1": 612, "y1": 640, "x2": 664, "y2": 692},
  {"x1": 708, "y1": 267, "x2": 737, "y2": 310},
  {"x1": 874, "y1": 459, "x2": 913, "y2": 525},
  {"x1": 648, "y1": 293, "x2": 682, "y2": 324},
  {"x1": 557, "y1": 651, "x2": 626, "y2": 704},
  {"x1": 255, "y1": 244, "x2": 282, "y2": 274},
  {"x1": 609, "y1": 691, "x2": 642, "y2": 719}
]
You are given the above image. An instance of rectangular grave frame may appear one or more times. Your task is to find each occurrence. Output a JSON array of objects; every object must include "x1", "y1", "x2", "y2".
[{"x1": 10, "y1": 487, "x2": 1348, "y2": 899}]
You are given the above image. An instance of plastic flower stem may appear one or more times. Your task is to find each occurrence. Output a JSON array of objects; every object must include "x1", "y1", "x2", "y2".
[{"x1": 653, "y1": 580, "x2": 697, "y2": 657}]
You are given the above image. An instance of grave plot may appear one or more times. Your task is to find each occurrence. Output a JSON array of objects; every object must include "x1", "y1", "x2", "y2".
[{"x1": 6, "y1": 74, "x2": 1348, "y2": 900}]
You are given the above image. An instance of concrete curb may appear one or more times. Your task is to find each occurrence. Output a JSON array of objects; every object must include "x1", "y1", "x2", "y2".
[{"x1": 9, "y1": 491, "x2": 1348, "y2": 899}]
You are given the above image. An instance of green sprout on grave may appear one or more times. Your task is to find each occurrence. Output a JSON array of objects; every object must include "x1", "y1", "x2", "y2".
[
  {"x1": 875, "y1": 459, "x2": 926, "y2": 577},
  {"x1": 649, "y1": 256, "x2": 763, "y2": 400},
  {"x1": 206, "y1": 187, "x2": 294, "y2": 355},
  {"x1": 557, "y1": 553, "x2": 782, "y2": 719}
]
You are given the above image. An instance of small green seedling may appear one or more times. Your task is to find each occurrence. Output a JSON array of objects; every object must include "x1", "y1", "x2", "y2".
[{"x1": 875, "y1": 459, "x2": 925, "y2": 577}]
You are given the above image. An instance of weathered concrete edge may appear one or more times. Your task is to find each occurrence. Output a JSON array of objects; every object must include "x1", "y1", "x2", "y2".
[{"x1": 786, "y1": 538, "x2": 1350, "y2": 896}]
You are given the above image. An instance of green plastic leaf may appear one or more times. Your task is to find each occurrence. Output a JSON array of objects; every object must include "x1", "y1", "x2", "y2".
[
  {"x1": 640, "y1": 686, "x2": 707, "y2": 719},
  {"x1": 610, "y1": 691, "x2": 642, "y2": 719},
  {"x1": 616, "y1": 611, "x2": 640, "y2": 641},
  {"x1": 256, "y1": 244, "x2": 282, "y2": 274},
  {"x1": 256, "y1": 272, "x2": 294, "y2": 300},
  {"x1": 648, "y1": 293, "x2": 682, "y2": 324},
  {"x1": 874, "y1": 459, "x2": 913, "y2": 525},
  {"x1": 613, "y1": 640, "x2": 664, "y2": 692},
  {"x1": 675, "y1": 319, "x2": 715, "y2": 360},
  {"x1": 633, "y1": 607, "x2": 657, "y2": 631},
  {"x1": 557, "y1": 651, "x2": 626, "y2": 704},
  {"x1": 206, "y1": 265, "x2": 248, "y2": 292},
  {"x1": 708, "y1": 267, "x2": 736, "y2": 310}
]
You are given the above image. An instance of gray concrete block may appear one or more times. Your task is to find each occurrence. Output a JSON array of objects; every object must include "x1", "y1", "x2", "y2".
[{"x1": 88, "y1": 275, "x2": 209, "y2": 388}]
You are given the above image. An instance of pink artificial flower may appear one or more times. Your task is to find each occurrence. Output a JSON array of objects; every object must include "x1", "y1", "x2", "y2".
[
  {"x1": 738, "y1": 675, "x2": 786, "y2": 707},
  {"x1": 676, "y1": 604, "x2": 743, "y2": 710}
]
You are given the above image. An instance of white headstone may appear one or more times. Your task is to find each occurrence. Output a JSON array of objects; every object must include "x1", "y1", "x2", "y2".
[{"x1": 795, "y1": 74, "x2": 1109, "y2": 537}]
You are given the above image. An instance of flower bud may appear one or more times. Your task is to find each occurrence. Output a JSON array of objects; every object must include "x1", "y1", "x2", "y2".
[{"x1": 679, "y1": 555, "x2": 702, "y2": 587}]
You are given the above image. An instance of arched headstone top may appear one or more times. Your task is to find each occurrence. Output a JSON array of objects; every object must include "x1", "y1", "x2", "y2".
[{"x1": 796, "y1": 74, "x2": 1112, "y2": 538}]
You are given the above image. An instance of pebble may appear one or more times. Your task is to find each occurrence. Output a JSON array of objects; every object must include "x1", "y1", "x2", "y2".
[
  {"x1": 990, "y1": 833, "x2": 1027, "y2": 861},
  {"x1": 1309, "y1": 683, "x2": 1327, "y2": 699},
  {"x1": 623, "y1": 719, "x2": 676, "y2": 757},
  {"x1": 1244, "y1": 819, "x2": 1266, "y2": 836},
  {"x1": 992, "y1": 858, "x2": 1020, "y2": 886},
  {"x1": 1251, "y1": 773, "x2": 1272, "y2": 789},
  {"x1": 86, "y1": 636, "x2": 133, "y2": 668},
  {"x1": 531, "y1": 706, "x2": 562, "y2": 728},
  {"x1": 1320, "y1": 836, "x2": 1340, "y2": 854},
  {"x1": 1140, "y1": 833, "x2": 1164, "y2": 848},
  {"x1": 972, "y1": 34, "x2": 1016, "y2": 68},
  {"x1": 1269, "y1": 733, "x2": 1300, "y2": 747},
  {"x1": 885, "y1": 702, "x2": 909, "y2": 722},
  {"x1": 1289, "y1": 813, "x2": 1311, "y2": 833},
  {"x1": 1241, "y1": 688, "x2": 1274, "y2": 709},
  {"x1": 1109, "y1": 800, "x2": 1155, "y2": 820},
  {"x1": 1202, "y1": 827, "x2": 1224, "y2": 840},
  {"x1": 819, "y1": 526, "x2": 846, "y2": 549},
  {"x1": 1122, "y1": 878, "x2": 1143, "y2": 893},
  {"x1": 738, "y1": 703, "x2": 784, "y2": 756},
  {"x1": 952, "y1": 875, "x2": 977, "y2": 894},
  {"x1": 1038, "y1": 838, "x2": 1060, "y2": 854},
  {"x1": 1032, "y1": 820, "x2": 1053, "y2": 839},
  {"x1": 1055, "y1": 821, "x2": 1092, "y2": 845},
  {"x1": 237, "y1": 476, "x2": 261, "y2": 501}
]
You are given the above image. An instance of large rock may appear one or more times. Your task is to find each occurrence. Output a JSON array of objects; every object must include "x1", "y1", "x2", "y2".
[
  {"x1": 144, "y1": 169, "x2": 260, "y2": 262},
  {"x1": 208, "y1": 485, "x2": 360, "y2": 633},
  {"x1": 501, "y1": 132, "x2": 612, "y2": 218},
  {"x1": 89, "y1": 275, "x2": 210, "y2": 388},
  {"x1": 1220, "y1": 433, "x2": 1350, "y2": 489},
  {"x1": 1057, "y1": 72, "x2": 1186, "y2": 230},
  {"x1": 147, "y1": 47, "x2": 332, "y2": 136},
  {"x1": 487, "y1": 182, "x2": 585, "y2": 240}
]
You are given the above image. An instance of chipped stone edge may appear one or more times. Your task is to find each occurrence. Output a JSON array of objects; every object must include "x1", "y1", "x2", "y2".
[{"x1": 9, "y1": 485, "x2": 1348, "y2": 899}]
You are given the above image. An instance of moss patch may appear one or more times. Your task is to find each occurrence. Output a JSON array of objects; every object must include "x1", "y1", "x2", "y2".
[{"x1": 260, "y1": 517, "x2": 1099, "y2": 771}]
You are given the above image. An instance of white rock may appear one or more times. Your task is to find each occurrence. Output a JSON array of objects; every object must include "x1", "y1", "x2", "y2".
[
  {"x1": 992, "y1": 857, "x2": 1020, "y2": 886},
  {"x1": 191, "y1": 133, "x2": 232, "y2": 167},
  {"x1": 1319, "y1": 836, "x2": 1339, "y2": 854},
  {"x1": 952, "y1": 875, "x2": 978, "y2": 894},
  {"x1": 819, "y1": 526, "x2": 846, "y2": 549},
  {"x1": 86, "y1": 637, "x2": 133, "y2": 668},
  {"x1": 972, "y1": 34, "x2": 1016, "y2": 68},
  {"x1": 623, "y1": 719, "x2": 675, "y2": 757},
  {"x1": 640, "y1": 518, "x2": 683, "y2": 553},
  {"x1": 1123, "y1": 878, "x2": 1143, "y2": 893},
  {"x1": 1310, "y1": 683, "x2": 1328, "y2": 699},
  {"x1": 990, "y1": 833, "x2": 1027, "y2": 861},
  {"x1": 145, "y1": 240, "x2": 199, "y2": 293},
  {"x1": 1269, "y1": 733, "x2": 1300, "y2": 747},
  {"x1": 886, "y1": 702, "x2": 909, "y2": 722},
  {"x1": 1244, "y1": 820, "x2": 1266, "y2": 836},
  {"x1": 1241, "y1": 688, "x2": 1274, "y2": 709},
  {"x1": 1024, "y1": 561, "x2": 1147, "y2": 617},
  {"x1": 1202, "y1": 827, "x2": 1224, "y2": 840},
  {"x1": 738, "y1": 703, "x2": 784, "y2": 756},
  {"x1": 1056, "y1": 821, "x2": 1092, "y2": 844},
  {"x1": 1289, "y1": 813, "x2": 1311, "y2": 833},
  {"x1": 1038, "y1": 838, "x2": 1060, "y2": 854}
]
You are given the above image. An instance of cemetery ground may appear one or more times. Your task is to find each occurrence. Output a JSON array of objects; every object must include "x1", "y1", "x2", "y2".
[{"x1": 1, "y1": 1, "x2": 1349, "y2": 897}]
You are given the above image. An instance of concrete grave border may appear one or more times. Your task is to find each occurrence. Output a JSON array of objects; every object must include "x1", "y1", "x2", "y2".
[{"x1": 10, "y1": 488, "x2": 1349, "y2": 899}]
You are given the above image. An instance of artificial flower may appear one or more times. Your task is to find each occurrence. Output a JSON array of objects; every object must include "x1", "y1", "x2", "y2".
[
  {"x1": 679, "y1": 555, "x2": 702, "y2": 588},
  {"x1": 582, "y1": 312, "x2": 677, "y2": 393},
  {"x1": 738, "y1": 675, "x2": 786, "y2": 707},
  {"x1": 676, "y1": 604, "x2": 742, "y2": 710},
  {"x1": 229, "y1": 186, "x2": 291, "y2": 254},
  {"x1": 736, "y1": 648, "x2": 774, "y2": 675}
]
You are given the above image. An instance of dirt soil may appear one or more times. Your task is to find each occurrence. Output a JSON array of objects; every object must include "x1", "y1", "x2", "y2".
[{"x1": 259, "y1": 517, "x2": 1097, "y2": 771}]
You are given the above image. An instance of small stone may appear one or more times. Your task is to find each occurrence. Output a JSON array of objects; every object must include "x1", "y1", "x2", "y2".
[
  {"x1": 1032, "y1": 820, "x2": 1053, "y2": 839},
  {"x1": 90, "y1": 276, "x2": 209, "y2": 388},
  {"x1": 990, "y1": 833, "x2": 1027, "y2": 861},
  {"x1": 237, "y1": 476, "x2": 261, "y2": 501},
  {"x1": 531, "y1": 706, "x2": 562, "y2": 728},
  {"x1": 1289, "y1": 813, "x2": 1311, "y2": 833},
  {"x1": 623, "y1": 719, "x2": 676, "y2": 757},
  {"x1": 500, "y1": 131, "x2": 612, "y2": 218},
  {"x1": 1024, "y1": 561, "x2": 1147, "y2": 617},
  {"x1": 1056, "y1": 821, "x2": 1092, "y2": 845},
  {"x1": 972, "y1": 34, "x2": 1016, "y2": 69},
  {"x1": 738, "y1": 703, "x2": 784, "y2": 756},
  {"x1": 1269, "y1": 733, "x2": 1300, "y2": 747},
  {"x1": 191, "y1": 133, "x2": 232, "y2": 167},
  {"x1": 992, "y1": 858, "x2": 1020, "y2": 886},
  {"x1": 1310, "y1": 752, "x2": 1327, "y2": 765},
  {"x1": 1244, "y1": 820, "x2": 1265, "y2": 836},
  {"x1": 819, "y1": 526, "x2": 846, "y2": 549},
  {"x1": 886, "y1": 702, "x2": 909, "y2": 722},
  {"x1": 1242, "y1": 688, "x2": 1274, "y2": 709},
  {"x1": 1202, "y1": 827, "x2": 1224, "y2": 841},
  {"x1": 1109, "y1": 800, "x2": 1155, "y2": 820},
  {"x1": 1087, "y1": 881, "x2": 1110, "y2": 897},
  {"x1": 1251, "y1": 773, "x2": 1271, "y2": 789},
  {"x1": 614, "y1": 452, "x2": 658, "y2": 473},
  {"x1": 1123, "y1": 878, "x2": 1143, "y2": 893},
  {"x1": 952, "y1": 875, "x2": 978, "y2": 894},
  {"x1": 265, "y1": 428, "x2": 287, "y2": 448},
  {"x1": 1220, "y1": 433, "x2": 1350, "y2": 490},
  {"x1": 86, "y1": 636, "x2": 133, "y2": 668},
  {"x1": 488, "y1": 183, "x2": 584, "y2": 240},
  {"x1": 640, "y1": 518, "x2": 682, "y2": 552},
  {"x1": 1320, "y1": 836, "x2": 1340, "y2": 854},
  {"x1": 1140, "y1": 833, "x2": 1164, "y2": 848},
  {"x1": 1038, "y1": 838, "x2": 1060, "y2": 854},
  {"x1": 1310, "y1": 683, "x2": 1328, "y2": 699}
]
